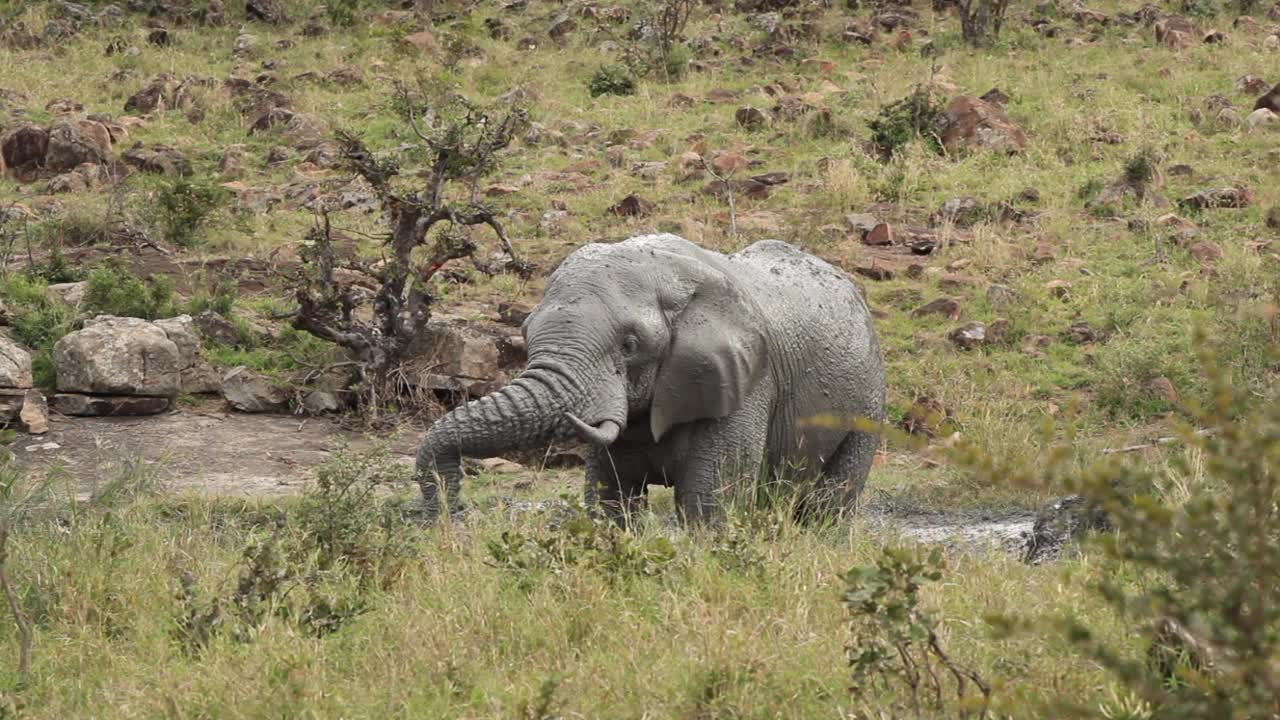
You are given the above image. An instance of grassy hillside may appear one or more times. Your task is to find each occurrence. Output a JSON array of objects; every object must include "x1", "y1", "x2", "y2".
[{"x1": 0, "y1": 0, "x2": 1277, "y2": 716}]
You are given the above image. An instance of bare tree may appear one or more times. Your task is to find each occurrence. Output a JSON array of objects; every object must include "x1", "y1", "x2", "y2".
[{"x1": 290, "y1": 91, "x2": 531, "y2": 415}]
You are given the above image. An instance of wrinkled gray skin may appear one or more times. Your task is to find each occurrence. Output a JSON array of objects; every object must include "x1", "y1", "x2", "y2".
[{"x1": 415, "y1": 234, "x2": 885, "y2": 524}]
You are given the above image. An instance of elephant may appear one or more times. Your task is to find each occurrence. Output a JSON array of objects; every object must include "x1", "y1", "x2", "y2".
[{"x1": 414, "y1": 233, "x2": 886, "y2": 525}]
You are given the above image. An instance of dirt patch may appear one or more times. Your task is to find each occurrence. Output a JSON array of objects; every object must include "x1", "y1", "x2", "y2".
[{"x1": 13, "y1": 408, "x2": 419, "y2": 499}]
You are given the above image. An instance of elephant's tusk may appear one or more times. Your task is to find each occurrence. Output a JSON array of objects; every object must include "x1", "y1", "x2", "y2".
[{"x1": 566, "y1": 414, "x2": 622, "y2": 446}]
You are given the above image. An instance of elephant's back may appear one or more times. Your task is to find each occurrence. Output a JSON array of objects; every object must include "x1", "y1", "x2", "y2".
[{"x1": 734, "y1": 240, "x2": 885, "y2": 466}]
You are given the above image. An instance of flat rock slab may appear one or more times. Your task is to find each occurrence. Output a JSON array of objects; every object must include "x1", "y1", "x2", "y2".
[{"x1": 13, "y1": 410, "x2": 418, "y2": 499}]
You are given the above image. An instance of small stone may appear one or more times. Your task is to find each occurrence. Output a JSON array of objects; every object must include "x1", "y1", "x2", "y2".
[
  {"x1": 947, "y1": 322, "x2": 988, "y2": 350},
  {"x1": 1179, "y1": 186, "x2": 1254, "y2": 210},
  {"x1": 1063, "y1": 322, "x2": 1099, "y2": 345},
  {"x1": 548, "y1": 14, "x2": 576, "y2": 42},
  {"x1": 851, "y1": 265, "x2": 894, "y2": 281},
  {"x1": 912, "y1": 297, "x2": 962, "y2": 320},
  {"x1": 608, "y1": 193, "x2": 655, "y2": 217},
  {"x1": 630, "y1": 161, "x2": 666, "y2": 180},
  {"x1": 194, "y1": 310, "x2": 242, "y2": 347},
  {"x1": 1237, "y1": 75, "x2": 1270, "y2": 95},
  {"x1": 1046, "y1": 279, "x2": 1072, "y2": 299},
  {"x1": 1032, "y1": 242, "x2": 1056, "y2": 263},
  {"x1": 19, "y1": 390, "x2": 48, "y2": 434},
  {"x1": 1246, "y1": 108, "x2": 1278, "y2": 130},
  {"x1": 477, "y1": 457, "x2": 525, "y2": 474},
  {"x1": 735, "y1": 106, "x2": 769, "y2": 131},
  {"x1": 302, "y1": 390, "x2": 341, "y2": 415},
  {"x1": 1189, "y1": 241, "x2": 1223, "y2": 262},
  {"x1": 864, "y1": 222, "x2": 894, "y2": 246},
  {"x1": 1149, "y1": 376, "x2": 1179, "y2": 404},
  {"x1": 711, "y1": 151, "x2": 749, "y2": 175},
  {"x1": 986, "y1": 283, "x2": 1018, "y2": 308}
]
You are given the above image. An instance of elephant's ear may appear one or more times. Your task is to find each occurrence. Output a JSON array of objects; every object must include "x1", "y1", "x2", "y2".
[{"x1": 650, "y1": 275, "x2": 768, "y2": 442}]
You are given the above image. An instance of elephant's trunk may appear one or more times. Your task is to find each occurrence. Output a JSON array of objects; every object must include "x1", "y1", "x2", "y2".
[{"x1": 415, "y1": 362, "x2": 592, "y2": 520}]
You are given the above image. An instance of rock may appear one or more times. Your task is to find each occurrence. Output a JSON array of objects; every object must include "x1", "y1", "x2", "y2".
[
  {"x1": 938, "y1": 96, "x2": 1028, "y2": 154},
  {"x1": 1247, "y1": 108, "x2": 1279, "y2": 130},
  {"x1": 1, "y1": 124, "x2": 50, "y2": 176},
  {"x1": 1188, "y1": 241, "x2": 1223, "y2": 263},
  {"x1": 266, "y1": 145, "x2": 291, "y2": 164},
  {"x1": 710, "y1": 151, "x2": 749, "y2": 176},
  {"x1": 1237, "y1": 75, "x2": 1270, "y2": 96},
  {"x1": 0, "y1": 337, "x2": 32, "y2": 389},
  {"x1": 219, "y1": 144, "x2": 248, "y2": 178},
  {"x1": 20, "y1": 390, "x2": 48, "y2": 434},
  {"x1": 1045, "y1": 279, "x2": 1072, "y2": 299},
  {"x1": 121, "y1": 143, "x2": 190, "y2": 176},
  {"x1": 864, "y1": 222, "x2": 894, "y2": 246},
  {"x1": 1148, "y1": 376, "x2": 1178, "y2": 404},
  {"x1": 46, "y1": 281, "x2": 87, "y2": 307},
  {"x1": 1202, "y1": 29, "x2": 1226, "y2": 44},
  {"x1": 608, "y1": 193, "x2": 655, "y2": 217},
  {"x1": 900, "y1": 397, "x2": 950, "y2": 437},
  {"x1": 147, "y1": 27, "x2": 172, "y2": 47},
  {"x1": 402, "y1": 31, "x2": 438, "y2": 54},
  {"x1": 222, "y1": 366, "x2": 287, "y2": 412},
  {"x1": 1063, "y1": 321, "x2": 1099, "y2": 345},
  {"x1": 245, "y1": 0, "x2": 286, "y2": 23},
  {"x1": 153, "y1": 315, "x2": 201, "y2": 370},
  {"x1": 986, "y1": 283, "x2": 1018, "y2": 308},
  {"x1": 735, "y1": 106, "x2": 769, "y2": 131},
  {"x1": 843, "y1": 213, "x2": 879, "y2": 237},
  {"x1": 947, "y1": 322, "x2": 988, "y2": 350},
  {"x1": 50, "y1": 393, "x2": 172, "y2": 416},
  {"x1": 124, "y1": 75, "x2": 192, "y2": 114},
  {"x1": 476, "y1": 457, "x2": 525, "y2": 474},
  {"x1": 1154, "y1": 15, "x2": 1195, "y2": 48},
  {"x1": 938, "y1": 274, "x2": 982, "y2": 290},
  {"x1": 44, "y1": 120, "x2": 112, "y2": 174},
  {"x1": 1022, "y1": 495, "x2": 1111, "y2": 564},
  {"x1": 935, "y1": 197, "x2": 985, "y2": 227},
  {"x1": 1021, "y1": 334, "x2": 1052, "y2": 358},
  {"x1": 630, "y1": 161, "x2": 666, "y2": 180},
  {"x1": 0, "y1": 391, "x2": 23, "y2": 423},
  {"x1": 181, "y1": 362, "x2": 222, "y2": 394},
  {"x1": 548, "y1": 14, "x2": 576, "y2": 42},
  {"x1": 1255, "y1": 82, "x2": 1280, "y2": 112},
  {"x1": 412, "y1": 321, "x2": 501, "y2": 381},
  {"x1": 851, "y1": 265, "x2": 894, "y2": 281},
  {"x1": 54, "y1": 316, "x2": 181, "y2": 397},
  {"x1": 302, "y1": 390, "x2": 341, "y2": 415},
  {"x1": 1179, "y1": 186, "x2": 1253, "y2": 210},
  {"x1": 912, "y1": 297, "x2": 962, "y2": 320}
]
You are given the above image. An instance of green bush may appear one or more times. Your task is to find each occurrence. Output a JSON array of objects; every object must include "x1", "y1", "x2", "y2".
[
  {"x1": 324, "y1": 0, "x2": 363, "y2": 26},
  {"x1": 155, "y1": 178, "x2": 228, "y2": 249},
  {"x1": 588, "y1": 65, "x2": 636, "y2": 98},
  {"x1": 867, "y1": 88, "x2": 945, "y2": 160},
  {"x1": 0, "y1": 274, "x2": 74, "y2": 389},
  {"x1": 83, "y1": 260, "x2": 178, "y2": 320}
]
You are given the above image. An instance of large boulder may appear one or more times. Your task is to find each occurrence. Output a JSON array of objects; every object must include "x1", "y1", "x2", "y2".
[
  {"x1": 0, "y1": 336, "x2": 33, "y2": 389},
  {"x1": 44, "y1": 120, "x2": 112, "y2": 173},
  {"x1": 1, "y1": 124, "x2": 49, "y2": 176},
  {"x1": 53, "y1": 316, "x2": 181, "y2": 397},
  {"x1": 154, "y1": 314, "x2": 221, "y2": 394},
  {"x1": 938, "y1": 96, "x2": 1028, "y2": 154},
  {"x1": 407, "y1": 318, "x2": 525, "y2": 397},
  {"x1": 121, "y1": 143, "x2": 190, "y2": 176}
]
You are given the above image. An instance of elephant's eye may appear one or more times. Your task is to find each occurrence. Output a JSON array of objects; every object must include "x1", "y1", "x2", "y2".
[{"x1": 622, "y1": 334, "x2": 639, "y2": 355}]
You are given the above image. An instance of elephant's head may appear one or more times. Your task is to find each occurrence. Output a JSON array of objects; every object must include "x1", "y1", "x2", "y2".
[{"x1": 415, "y1": 234, "x2": 769, "y2": 519}]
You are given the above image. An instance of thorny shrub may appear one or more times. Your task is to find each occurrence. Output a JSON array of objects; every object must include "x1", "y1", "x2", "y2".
[
  {"x1": 843, "y1": 546, "x2": 992, "y2": 719},
  {"x1": 588, "y1": 64, "x2": 637, "y2": 98},
  {"x1": 83, "y1": 258, "x2": 179, "y2": 320},
  {"x1": 154, "y1": 177, "x2": 228, "y2": 249}
]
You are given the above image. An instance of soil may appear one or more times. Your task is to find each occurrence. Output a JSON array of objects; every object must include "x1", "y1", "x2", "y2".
[{"x1": 11, "y1": 409, "x2": 1036, "y2": 556}]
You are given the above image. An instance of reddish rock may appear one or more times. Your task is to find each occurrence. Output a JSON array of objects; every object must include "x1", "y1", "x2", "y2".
[
  {"x1": 939, "y1": 96, "x2": 1028, "y2": 154},
  {"x1": 1155, "y1": 15, "x2": 1196, "y2": 49},
  {"x1": 44, "y1": 120, "x2": 112, "y2": 174},
  {"x1": 711, "y1": 151, "x2": 749, "y2": 175},
  {"x1": 1046, "y1": 279, "x2": 1072, "y2": 299},
  {"x1": 1189, "y1": 241, "x2": 1223, "y2": 262},
  {"x1": 402, "y1": 31, "x2": 438, "y2": 53},
  {"x1": 911, "y1": 297, "x2": 962, "y2": 320},
  {"x1": 864, "y1": 222, "x2": 894, "y2": 246},
  {"x1": 608, "y1": 194, "x2": 655, "y2": 217},
  {"x1": 1, "y1": 124, "x2": 49, "y2": 175}
]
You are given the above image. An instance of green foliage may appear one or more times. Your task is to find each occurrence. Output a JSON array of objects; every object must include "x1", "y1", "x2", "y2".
[
  {"x1": 486, "y1": 498, "x2": 677, "y2": 590},
  {"x1": 323, "y1": 0, "x2": 363, "y2": 27},
  {"x1": 27, "y1": 247, "x2": 83, "y2": 284},
  {"x1": 844, "y1": 546, "x2": 991, "y2": 718},
  {"x1": 1179, "y1": 0, "x2": 1218, "y2": 18},
  {"x1": 154, "y1": 178, "x2": 228, "y2": 249},
  {"x1": 83, "y1": 259, "x2": 178, "y2": 320},
  {"x1": 868, "y1": 88, "x2": 945, "y2": 160},
  {"x1": 184, "y1": 275, "x2": 237, "y2": 317},
  {"x1": 588, "y1": 64, "x2": 636, "y2": 98}
]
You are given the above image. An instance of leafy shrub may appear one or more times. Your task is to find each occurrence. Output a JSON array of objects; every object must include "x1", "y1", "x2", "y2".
[
  {"x1": 83, "y1": 259, "x2": 178, "y2": 320},
  {"x1": 486, "y1": 498, "x2": 677, "y2": 590},
  {"x1": 588, "y1": 65, "x2": 636, "y2": 98},
  {"x1": 0, "y1": 275, "x2": 74, "y2": 388},
  {"x1": 184, "y1": 275, "x2": 237, "y2": 317},
  {"x1": 969, "y1": 338, "x2": 1280, "y2": 717},
  {"x1": 324, "y1": 0, "x2": 363, "y2": 27},
  {"x1": 155, "y1": 178, "x2": 227, "y2": 248},
  {"x1": 29, "y1": 247, "x2": 83, "y2": 284},
  {"x1": 844, "y1": 546, "x2": 992, "y2": 718},
  {"x1": 868, "y1": 88, "x2": 945, "y2": 160}
]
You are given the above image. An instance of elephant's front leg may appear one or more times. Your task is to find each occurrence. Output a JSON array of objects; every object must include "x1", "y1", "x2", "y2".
[{"x1": 666, "y1": 402, "x2": 770, "y2": 524}]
